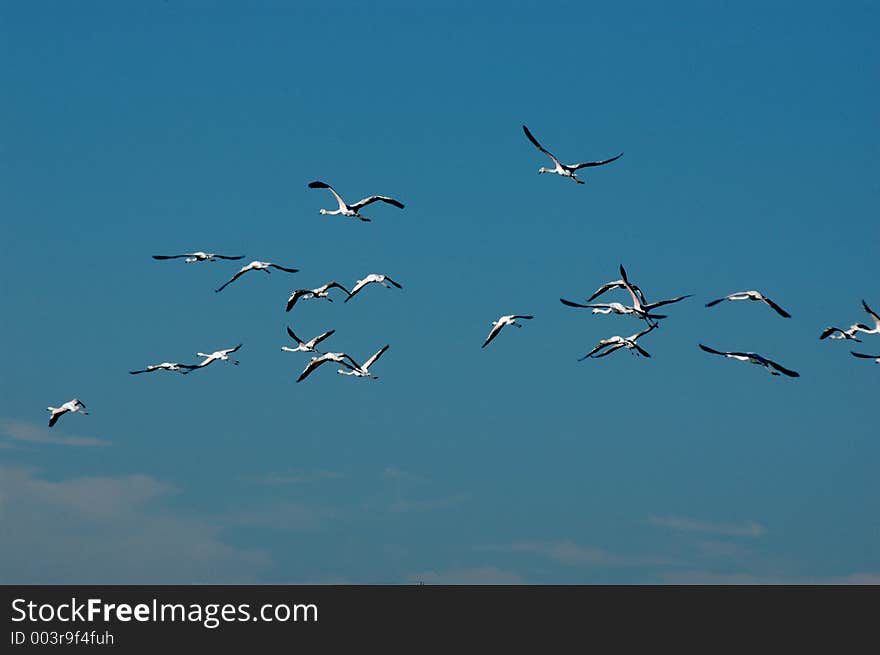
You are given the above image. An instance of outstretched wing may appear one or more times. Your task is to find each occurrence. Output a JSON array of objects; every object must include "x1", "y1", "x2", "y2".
[
  {"x1": 363, "y1": 345, "x2": 390, "y2": 370},
  {"x1": 560, "y1": 298, "x2": 594, "y2": 309},
  {"x1": 522, "y1": 125, "x2": 561, "y2": 166},
  {"x1": 593, "y1": 344, "x2": 625, "y2": 359},
  {"x1": 579, "y1": 342, "x2": 612, "y2": 360},
  {"x1": 152, "y1": 254, "x2": 190, "y2": 260},
  {"x1": 632, "y1": 343, "x2": 652, "y2": 358},
  {"x1": 767, "y1": 358, "x2": 799, "y2": 377},
  {"x1": 644, "y1": 295, "x2": 693, "y2": 311},
  {"x1": 129, "y1": 368, "x2": 150, "y2": 375},
  {"x1": 311, "y1": 329, "x2": 336, "y2": 347},
  {"x1": 383, "y1": 275, "x2": 403, "y2": 289},
  {"x1": 571, "y1": 152, "x2": 624, "y2": 170},
  {"x1": 214, "y1": 255, "x2": 245, "y2": 260},
  {"x1": 286, "y1": 289, "x2": 311, "y2": 312},
  {"x1": 705, "y1": 296, "x2": 728, "y2": 307},
  {"x1": 296, "y1": 358, "x2": 326, "y2": 383},
  {"x1": 481, "y1": 322, "x2": 505, "y2": 348},
  {"x1": 344, "y1": 279, "x2": 369, "y2": 303},
  {"x1": 268, "y1": 263, "x2": 299, "y2": 273},
  {"x1": 511, "y1": 315, "x2": 534, "y2": 320},
  {"x1": 349, "y1": 196, "x2": 405, "y2": 211},
  {"x1": 862, "y1": 300, "x2": 880, "y2": 326},
  {"x1": 851, "y1": 351, "x2": 880, "y2": 359},
  {"x1": 762, "y1": 296, "x2": 791, "y2": 318},
  {"x1": 308, "y1": 180, "x2": 347, "y2": 212},
  {"x1": 215, "y1": 268, "x2": 247, "y2": 292},
  {"x1": 699, "y1": 343, "x2": 729, "y2": 357}
]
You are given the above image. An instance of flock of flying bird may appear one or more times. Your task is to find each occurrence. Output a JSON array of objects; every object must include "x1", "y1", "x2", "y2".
[{"x1": 45, "y1": 125, "x2": 878, "y2": 427}]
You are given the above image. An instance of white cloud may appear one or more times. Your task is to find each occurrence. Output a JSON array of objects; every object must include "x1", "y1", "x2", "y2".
[
  {"x1": 389, "y1": 494, "x2": 469, "y2": 513},
  {"x1": 242, "y1": 470, "x2": 345, "y2": 485},
  {"x1": 649, "y1": 515, "x2": 766, "y2": 537},
  {"x1": 0, "y1": 418, "x2": 110, "y2": 447},
  {"x1": 0, "y1": 466, "x2": 269, "y2": 583},
  {"x1": 479, "y1": 540, "x2": 621, "y2": 566}
]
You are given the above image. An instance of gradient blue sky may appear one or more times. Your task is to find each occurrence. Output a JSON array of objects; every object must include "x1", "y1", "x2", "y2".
[{"x1": 1, "y1": 1, "x2": 878, "y2": 583}]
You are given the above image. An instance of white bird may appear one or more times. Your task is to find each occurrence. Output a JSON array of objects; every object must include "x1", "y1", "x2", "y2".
[
  {"x1": 153, "y1": 252, "x2": 244, "y2": 264},
  {"x1": 308, "y1": 180, "x2": 404, "y2": 222},
  {"x1": 587, "y1": 278, "x2": 648, "y2": 304},
  {"x1": 853, "y1": 300, "x2": 880, "y2": 335},
  {"x1": 338, "y1": 345, "x2": 390, "y2": 379},
  {"x1": 192, "y1": 344, "x2": 242, "y2": 369},
  {"x1": 851, "y1": 351, "x2": 880, "y2": 364},
  {"x1": 819, "y1": 325, "x2": 863, "y2": 342},
  {"x1": 699, "y1": 344, "x2": 799, "y2": 377},
  {"x1": 286, "y1": 281, "x2": 350, "y2": 312},
  {"x1": 560, "y1": 299, "x2": 668, "y2": 323},
  {"x1": 705, "y1": 290, "x2": 791, "y2": 318},
  {"x1": 482, "y1": 315, "x2": 533, "y2": 349},
  {"x1": 344, "y1": 274, "x2": 402, "y2": 303},
  {"x1": 46, "y1": 398, "x2": 88, "y2": 428},
  {"x1": 281, "y1": 327, "x2": 335, "y2": 354},
  {"x1": 215, "y1": 261, "x2": 299, "y2": 293},
  {"x1": 579, "y1": 325, "x2": 656, "y2": 360},
  {"x1": 618, "y1": 264, "x2": 692, "y2": 326},
  {"x1": 522, "y1": 125, "x2": 622, "y2": 184},
  {"x1": 296, "y1": 352, "x2": 359, "y2": 383},
  {"x1": 129, "y1": 362, "x2": 197, "y2": 375}
]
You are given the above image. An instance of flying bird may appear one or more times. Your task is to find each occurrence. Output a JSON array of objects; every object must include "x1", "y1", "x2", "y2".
[
  {"x1": 618, "y1": 264, "x2": 691, "y2": 326},
  {"x1": 705, "y1": 290, "x2": 791, "y2": 318},
  {"x1": 819, "y1": 325, "x2": 863, "y2": 342},
  {"x1": 698, "y1": 344, "x2": 799, "y2": 377},
  {"x1": 853, "y1": 300, "x2": 880, "y2": 336},
  {"x1": 850, "y1": 351, "x2": 880, "y2": 364},
  {"x1": 152, "y1": 252, "x2": 244, "y2": 263},
  {"x1": 344, "y1": 274, "x2": 402, "y2": 303},
  {"x1": 281, "y1": 327, "x2": 335, "y2": 354},
  {"x1": 338, "y1": 345, "x2": 390, "y2": 379},
  {"x1": 587, "y1": 278, "x2": 648, "y2": 304},
  {"x1": 296, "y1": 352, "x2": 359, "y2": 383},
  {"x1": 286, "y1": 281, "x2": 350, "y2": 312},
  {"x1": 560, "y1": 298, "x2": 666, "y2": 321},
  {"x1": 192, "y1": 344, "x2": 242, "y2": 369},
  {"x1": 47, "y1": 398, "x2": 88, "y2": 428},
  {"x1": 482, "y1": 315, "x2": 533, "y2": 349},
  {"x1": 579, "y1": 325, "x2": 657, "y2": 360},
  {"x1": 215, "y1": 261, "x2": 299, "y2": 293},
  {"x1": 308, "y1": 180, "x2": 404, "y2": 222},
  {"x1": 129, "y1": 362, "x2": 197, "y2": 375},
  {"x1": 522, "y1": 125, "x2": 622, "y2": 184}
]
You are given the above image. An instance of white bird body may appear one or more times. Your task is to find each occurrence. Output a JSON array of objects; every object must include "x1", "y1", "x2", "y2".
[
  {"x1": 286, "y1": 281, "x2": 350, "y2": 312},
  {"x1": 345, "y1": 274, "x2": 402, "y2": 303},
  {"x1": 281, "y1": 327, "x2": 335, "y2": 354},
  {"x1": 699, "y1": 344, "x2": 799, "y2": 377},
  {"x1": 153, "y1": 252, "x2": 244, "y2": 264},
  {"x1": 193, "y1": 344, "x2": 242, "y2": 368},
  {"x1": 482, "y1": 314, "x2": 533, "y2": 348},
  {"x1": 819, "y1": 324, "x2": 864, "y2": 342},
  {"x1": 297, "y1": 352, "x2": 359, "y2": 383},
  {"x1": 705, "y1": 290, "x2": 791, "y2": 318},
  {"x1": 853, "y1": 300, "x2": 880, "y2": 336},
  {"x1": 338, "y1": 345, "x2": 390, "y2": 379},
  {"x1": 46, "y1": 398, "x2": 88, "y2": 427},
  {"x1": 522, "y1": 125, "x2": 622, "y2": 184},
  {"x1": 308, "y1": 181, "x2": 404, "y2": 222},
  {"x1": 215, "y1": 261, "x2": 299, "y2": 293},
  {"x1": 129, "y1": 362, "x2": 195, "y2": 375},
  {"x1": 580, "y1": 325, "x2": 656, "y2": 360}
]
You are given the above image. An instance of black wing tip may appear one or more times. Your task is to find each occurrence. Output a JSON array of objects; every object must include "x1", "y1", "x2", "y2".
[{"x1": 308, "y1": 181, "x2": 329, "y2": 188}]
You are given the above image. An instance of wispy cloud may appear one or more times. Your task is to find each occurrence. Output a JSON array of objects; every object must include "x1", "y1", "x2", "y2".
[
  {"x1": 0, "y1": 418, "x2": 110, "y2": 448},
  {"x1": 648, "y1": 515, "x2": 766, "y2": 538},
  {"x1": 389, "y1": 494, "x2": 469, "y2": 513},
  {"x1": 0, "y1": 466, "x2": 268, "y2": 583},
  {"x1": 407, "y1": 567, "x2": 526, "y2": 584},
  {"x1": 478, "y1": 540, "x2": 624, "y2": 566},
  {"x1": 657, "y1": 570, "x2": 880, "y2": 585},
  {"x1": 382, "y1": 467, "x2": 429, "y2": 483},
  {"x1": 241, "y1": 470, "x2": 345, "y2": 486}
]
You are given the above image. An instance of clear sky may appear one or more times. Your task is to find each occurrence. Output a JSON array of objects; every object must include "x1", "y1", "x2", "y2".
[{"x1": 1, "y1": 0, "x2": 878, "y2": 584}]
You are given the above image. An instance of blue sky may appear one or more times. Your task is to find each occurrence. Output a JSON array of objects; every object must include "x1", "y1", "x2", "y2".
[{"x1": 1, "y1": 1, "x2": 878, "y2": 583}]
